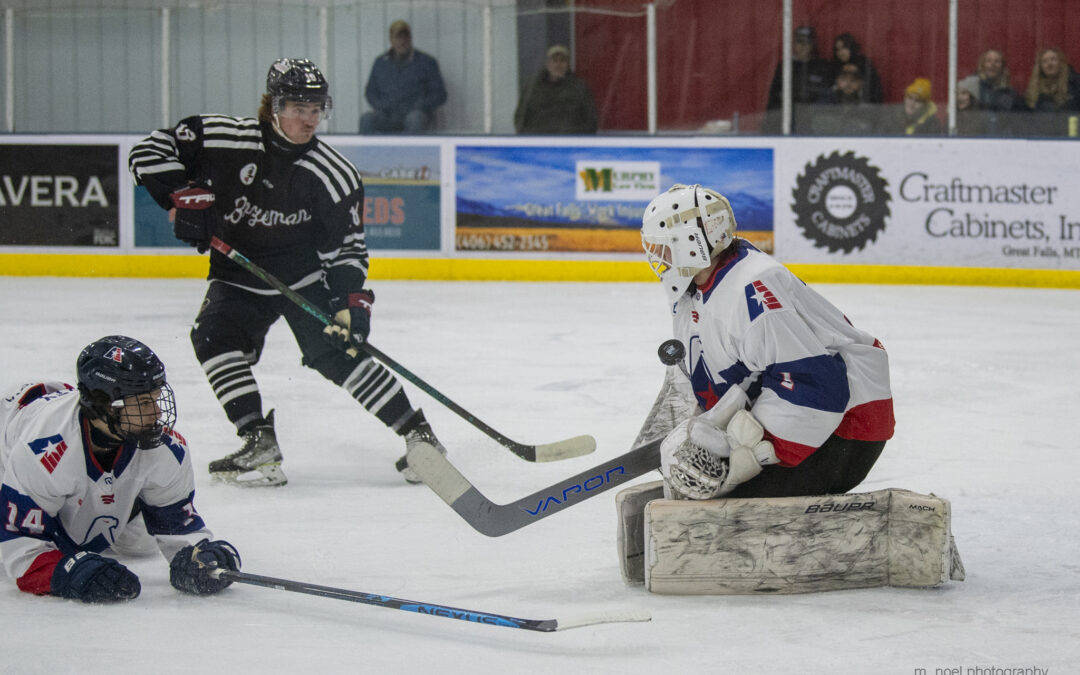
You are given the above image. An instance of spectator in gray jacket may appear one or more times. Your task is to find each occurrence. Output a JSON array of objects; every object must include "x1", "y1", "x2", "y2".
[
  {"x1": 360, "y1": 20, "x2": 447, "y2": 134},
  {"x1": 514, "y1": 45, "x2": 598, "y2": 134}
]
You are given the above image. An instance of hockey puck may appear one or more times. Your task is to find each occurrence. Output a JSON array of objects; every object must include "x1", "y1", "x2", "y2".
[{"x1": 657, "y1": 339, "x2": 686, "y2": 366}]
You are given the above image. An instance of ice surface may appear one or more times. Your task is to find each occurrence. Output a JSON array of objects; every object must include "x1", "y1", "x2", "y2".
[{"x1": 1, "y1": 276, "x2": 1077, "y2": 674}]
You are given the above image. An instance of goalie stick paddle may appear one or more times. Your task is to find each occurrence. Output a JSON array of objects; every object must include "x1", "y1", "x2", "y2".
[
  {"x1": 212, "y1": 569, "x2": 650, "y2": 632},
  {"x1": 408, "y1": 438, "x2": 663, "y2": 536},
  {"x1": 209, "y1": 236, "x2": 595, "y2": 463}
]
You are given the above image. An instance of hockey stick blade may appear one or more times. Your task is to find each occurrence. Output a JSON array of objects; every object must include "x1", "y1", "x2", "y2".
[
  {"x1": 209, "y1": 237, "x2": 595, "y2": 463},
  {"x1": 408, "y1": 438, "x2": 662, "y2": 537},
  {"x1": 213, "y1": 569, "x2": 650, "y2": 632}
]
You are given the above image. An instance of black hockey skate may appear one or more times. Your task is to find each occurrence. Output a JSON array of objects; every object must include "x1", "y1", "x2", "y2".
[
  {"x1": 209, "y1": 410, "x2": 287, "y2": 487},
  {"x1": 395, "y1": 409, "x2": 446, "y2": 484}
]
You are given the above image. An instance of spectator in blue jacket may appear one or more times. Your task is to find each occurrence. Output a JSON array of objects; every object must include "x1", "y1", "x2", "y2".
[{"x1": 360, "y1": 20, "x2": 447, "y2": 134}]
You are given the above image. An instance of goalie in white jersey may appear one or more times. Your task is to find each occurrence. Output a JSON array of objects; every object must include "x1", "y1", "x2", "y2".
[
  {"x1": 640, "y1": 184, "x2": 894, "y2": 500},
  {"x1": 0, "y1": 336, "x2": 240, "y2": 603}
]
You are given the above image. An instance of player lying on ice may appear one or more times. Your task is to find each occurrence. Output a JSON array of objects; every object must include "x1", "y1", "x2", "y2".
[
  {"x1": 0, "y1": 336, "x2": 240, "y2": 603},
  {"x1": 638, "y1": 184, "x2": 895, "y2": 500}
]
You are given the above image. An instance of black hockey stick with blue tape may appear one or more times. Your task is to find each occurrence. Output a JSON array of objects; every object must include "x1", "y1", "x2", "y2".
[
  {"x1": 212, "y1": 569, "x2": 650, "y2": 632},
  {"x1": 209, "y1": 236, "x2": 595, "y2": 462}
]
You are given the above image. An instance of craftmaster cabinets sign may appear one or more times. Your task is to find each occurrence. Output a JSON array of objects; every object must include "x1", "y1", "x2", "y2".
[
  {"x1": 778, "y1": 138, "x2": 1080, "y2": 270},
  {"x1": 455, "y1": 145, "x2": 774, "y2": 253},
  {"x1": 0, "y1": 144, "x2": 119, "y2": 246}
]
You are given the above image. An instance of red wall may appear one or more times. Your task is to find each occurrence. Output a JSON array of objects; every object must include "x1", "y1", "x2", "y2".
[{"x1": 573, "y1": 0, "x2": 1080, "y2": 131}]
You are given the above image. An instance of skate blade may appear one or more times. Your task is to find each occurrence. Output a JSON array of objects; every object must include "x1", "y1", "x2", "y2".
[{"x1": 211, "y1": 463, "x2": 288, "y2": 488}]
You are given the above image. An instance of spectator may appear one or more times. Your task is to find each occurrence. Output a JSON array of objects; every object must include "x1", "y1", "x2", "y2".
[
  {"x1": 813, "y1": 62, "x2": 877, "y2": 135},
  {"x1": 956, "y1": 75, "x2": 988, "y2": 136},
  {"x1": 360, "y1": 20, "x2": 447, "y2": 134},
  {"x1": 973, "y1": 49, "x2": 1021, "y2": 111},
  {"x1": 513, "y1": 44, "x2": 598, "y2": 134},
  {"x1": 970, "y1": 48, "x2": 1023, "y2": 134},
  {"x1": 830, "y1": 32, "x2": 884, "y2": 103},
  {"x1": 878, "y1": 77, "x2": 942, "y2": 136},
  {"x1": 763, "y1": 25, "x2": 832, "y2": 133},
  {"x1": 1022, "y1": 48, "x2": 1080, "y2": 136}
]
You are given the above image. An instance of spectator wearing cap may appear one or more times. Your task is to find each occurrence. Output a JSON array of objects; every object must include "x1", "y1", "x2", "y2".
[
  {"x1": 812, "y1": 62, "x2": 877, "y2": 135},
  {"x1": 360, "y1": 19, "x2": 448, "y2": 134},
  {"x1": 513, "y1": 44, "x2": 599, "y2": 134},
  {"x1": 878, "y1": 77, "x2": 942, "y2": 136},
  {"x1": 763, "y1": 25, "x2": 832, "y2": 134}
]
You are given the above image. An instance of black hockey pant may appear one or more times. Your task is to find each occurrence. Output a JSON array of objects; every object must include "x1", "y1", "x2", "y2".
[
  {"x1": 189, "y1": 280, "x2": 412, "y2": 435},
  {"x1": 723, "y1": 435, "x2": 886, "y2": 499}
]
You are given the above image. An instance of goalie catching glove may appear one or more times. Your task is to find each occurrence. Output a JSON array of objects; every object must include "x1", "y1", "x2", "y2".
[
  {"x1": 169, "y1": 183, "x2": 217, "y2": 253},
  {"x1": 323, "y1": 289, "x2": 374, "y2": 358},
  {"x1": 169, "y1": 539, "x2": 241, "y2": 596},
  {"x1": 661, "y1": 408, "x2": 780, "y2": 500}
]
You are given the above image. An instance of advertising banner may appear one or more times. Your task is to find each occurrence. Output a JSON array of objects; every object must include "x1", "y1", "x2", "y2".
[
  {"x1": 455, "y1": 145, "x2": 774, "y2": 253},
  {"x1": 778, "y1": 138, "x2": 1080, "y2": 269},
  {"x1": 338, "y1": 145, "x2": 441, "y2": 251},
  {"x1": 0, "y1": 144, "x2": 119, "y2": 246}
]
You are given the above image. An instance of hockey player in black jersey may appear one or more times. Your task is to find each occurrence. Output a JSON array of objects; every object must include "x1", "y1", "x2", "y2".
[{"x1": 128, "y1": 58, "x2": 445, "y2": 487}]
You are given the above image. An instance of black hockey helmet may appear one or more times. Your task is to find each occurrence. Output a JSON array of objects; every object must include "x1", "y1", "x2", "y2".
[
  {"x1": 76, "y1": 335, "x2": 176, "y2": 448},
  {"x1": 266, "y1": 58, "x2": 333, "y2": 119}
]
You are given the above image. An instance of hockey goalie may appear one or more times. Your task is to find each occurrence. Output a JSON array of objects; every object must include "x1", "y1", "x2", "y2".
[{"x1": 617, "y1": 184, "x2": 963, "y2": 594}]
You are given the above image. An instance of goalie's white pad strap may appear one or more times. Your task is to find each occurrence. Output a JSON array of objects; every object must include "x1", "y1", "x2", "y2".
[{"x1": 641, "y1": 488, "x2": 963, "y2": 594}]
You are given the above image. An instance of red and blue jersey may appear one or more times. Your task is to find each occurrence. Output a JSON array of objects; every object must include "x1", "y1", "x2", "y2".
[
  {"x1": 672, "y1": 241, "x2": 894, "y2": 466},
  {"x1": 0, "y1": 382, "x2": 214, "y2": 595}
]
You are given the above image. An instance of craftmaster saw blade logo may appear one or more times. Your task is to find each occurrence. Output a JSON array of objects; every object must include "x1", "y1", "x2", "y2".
[{"x1": 792, "y1": 151, "x2": 891, "y2": 253}]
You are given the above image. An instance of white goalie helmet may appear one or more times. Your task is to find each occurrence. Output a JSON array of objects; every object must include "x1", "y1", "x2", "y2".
[{"x1": 641, "y1": 184, "x2": 737, "y2": 302}]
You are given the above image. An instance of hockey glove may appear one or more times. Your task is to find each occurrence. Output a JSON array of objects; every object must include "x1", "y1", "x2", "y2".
[
  {"x1": 323, "y1": 290, "x2": 375, "y2": 358},
  {"x1": 51, "y1": 551, "x2": 141, "y2": 603},
  {"x1": 660, "y1": 409, "x2": 780, "y2": 499},
  {"x1": 169, "y1": 539, "x2": 241, "y2": 596},
  {"x1": 169, "y1": 183, "x2": 217, "y2": 253}
]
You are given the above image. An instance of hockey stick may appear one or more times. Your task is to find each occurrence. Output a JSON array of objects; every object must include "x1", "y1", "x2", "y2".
[
  {"x1": 209, "y1": 236, "x2": 595, "y2": 462},
  {"x1": 407, "y1": 438, "x2": 662, "y2": 537},
  {"x1": 212, "y1": 569, "x2": 650, "y2": 632}
]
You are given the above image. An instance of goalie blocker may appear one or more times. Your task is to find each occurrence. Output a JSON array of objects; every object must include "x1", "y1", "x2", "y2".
[{"x1": 616, "y1": 481, "x2": 965, "y2": 594}]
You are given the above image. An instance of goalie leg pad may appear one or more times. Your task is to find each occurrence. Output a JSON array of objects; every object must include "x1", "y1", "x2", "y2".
[
  {"x1": 642, "y1": 488, "x2": 964, "y2": 595},
  {"x1": 615, "y1": 480, "x2": 666, "y2": 584}
]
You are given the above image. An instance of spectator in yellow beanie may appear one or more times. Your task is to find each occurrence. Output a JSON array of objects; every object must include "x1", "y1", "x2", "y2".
[{"x1": 878, "y1": 77, "x2": 942, "y2": 135}]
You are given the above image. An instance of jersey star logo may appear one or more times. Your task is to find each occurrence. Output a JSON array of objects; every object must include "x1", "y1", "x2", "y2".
[
  {"x1": 695, "y1": 380, "x2": 720, "y2": 410},
  {"x1": 745, "y1": 280, "x2": 783, "y2": 320}
]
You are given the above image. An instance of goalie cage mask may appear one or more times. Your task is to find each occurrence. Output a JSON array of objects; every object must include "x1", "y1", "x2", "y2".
[{"x1": 641, "y1": 184, "x2": 737, "y2": 303}]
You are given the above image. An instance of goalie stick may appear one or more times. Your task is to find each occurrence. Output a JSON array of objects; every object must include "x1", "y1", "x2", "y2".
[
  {"x1": 209, "y1": 236, "x2": 595, "y2": 463},
  {"x1": 407, "y1": 438, "x2": 662, "y2": 536},
  {"x1": 212, "y1": 569, "x2": 650, "y2": 632}
]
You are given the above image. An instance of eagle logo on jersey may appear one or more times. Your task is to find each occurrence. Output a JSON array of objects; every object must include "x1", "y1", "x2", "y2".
[{"x1": 745, "y1": 280, "x2": 783, "y2": 320}]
